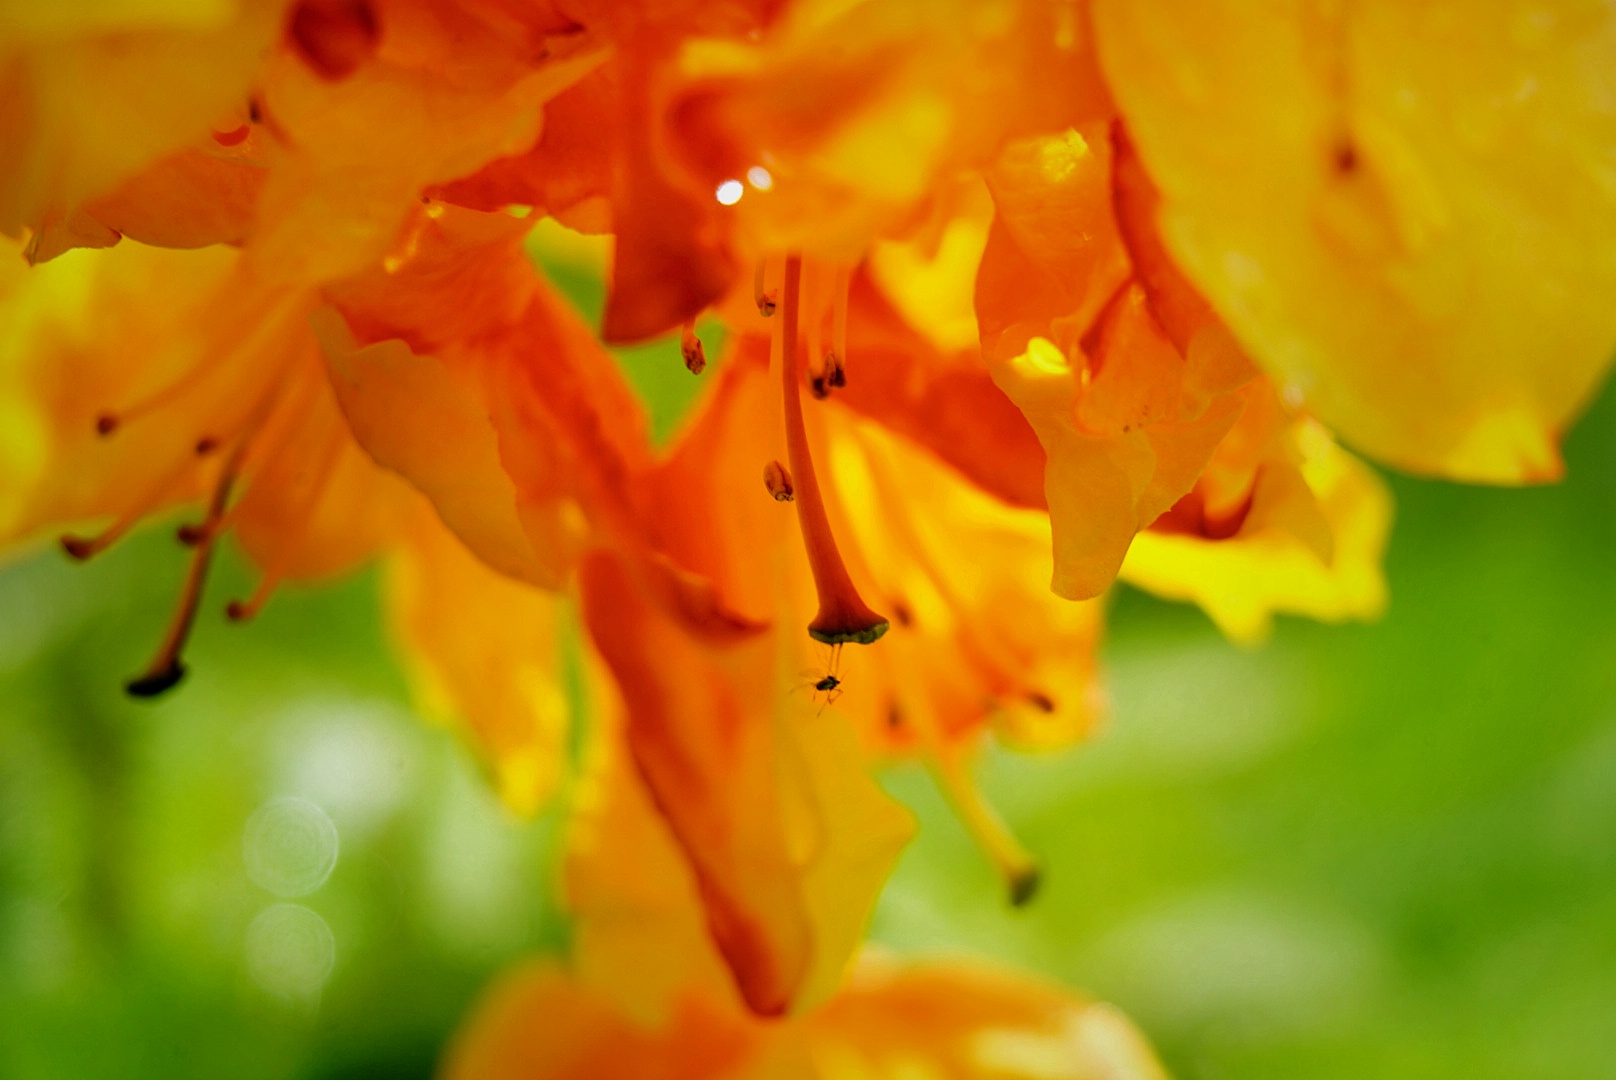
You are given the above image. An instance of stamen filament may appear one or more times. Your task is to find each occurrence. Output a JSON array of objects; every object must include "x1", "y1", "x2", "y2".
[
  {"x1": 95, "y1": 358, "x2": 223, "y2": 437},
  {"x1": 779, "y1": 253, "x2": 888, "y2": 646},
  {"x1": 831, "y1": 266, "x2": 849, "y2": 376},
  {"x1": 931, "y1": 750, "x2": 1041, "y2": 907},
  {"x1": 125, "y1": 445, "x2": 243, "y2": 698},
  {"x1": 62, "y1": 457, "x2": 196, "y2": 560}
]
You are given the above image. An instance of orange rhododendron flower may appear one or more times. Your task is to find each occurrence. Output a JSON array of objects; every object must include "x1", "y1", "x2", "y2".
[{"x1": 4, "y1": 0, "x2": 1613, "y2": 1065}]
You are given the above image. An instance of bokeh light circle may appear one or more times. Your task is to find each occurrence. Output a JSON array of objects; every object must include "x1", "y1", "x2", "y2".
[
  {"x1": 243, "y1": 796, "x2": 339, "y2": 898},
  {"x1": 244, "y1": 903, "x2": 336, "y2": 1002}
]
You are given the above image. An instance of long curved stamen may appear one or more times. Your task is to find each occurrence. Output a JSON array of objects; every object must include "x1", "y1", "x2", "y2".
[
  {"x1": 779, "y1": 253, "x2": 888, "y2": 646},
  {"x1": 94, "y1": 358, "x2": 229, "y2": 438},
  {"x1": 831, "y1": 265, "x2": 849, "y2": 378},
  {"x1": 931, "y1": 750, "x2": 1041, "y2": 907},
  {"x1": 125, "y1": 444, "x2": 244, "y2": 698},
  {"x1": 61, "y1": 457, "x2": 198, "y2": 560}
]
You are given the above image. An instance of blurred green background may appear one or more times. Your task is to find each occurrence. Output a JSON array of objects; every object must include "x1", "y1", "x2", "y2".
[{"x1": 3, "y1": 261, "x2": 1615, "y2": 1079}]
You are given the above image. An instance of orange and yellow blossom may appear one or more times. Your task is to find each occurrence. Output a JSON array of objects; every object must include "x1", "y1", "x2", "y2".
[{"x1": 3, "y1": 0, "x2": 1613, "y2": 1072}]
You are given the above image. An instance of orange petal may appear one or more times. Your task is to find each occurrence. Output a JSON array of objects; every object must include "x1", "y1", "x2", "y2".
[
  {"x1": 430, "y1": 66, "x2": 617, "y2": 232},
  {"x1": 80, "y1": 146, "x2": 265, "y2": 251},
  {"x1": 443, "y1": 962, "x2": 759, "y2": 1080},
  {"x1": 445, "y1": 953, "x2": 1169, "y2": 1080},
  {"x1": 229, "y1": 369, "x2": 414, "y2": 584},
  {"x1": 247, "y1": 2, "x2": 605, "y2": 284},
  {"x1": 976, "y1": 123, "x2": 1130, "y2": 356},
  {"x1": 602, "y1": 48, "x2": 738, "y2": 343},
  {"x1": 579, "y1": 549, "x2": 912, "y2": 1018},
  {"x1": 563, "y1": 681, "x2": 741, "y2": 1024}
]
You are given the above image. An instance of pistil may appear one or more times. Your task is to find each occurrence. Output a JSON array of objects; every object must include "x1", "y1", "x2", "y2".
[{"x1": 778, "y1": 254, "x2": 888, "y2": 646}]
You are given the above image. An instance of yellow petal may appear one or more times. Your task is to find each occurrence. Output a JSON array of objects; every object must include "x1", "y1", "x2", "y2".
[
  {"x1": 807, "y1": 956, "x2": 1171, "y2": 1080},
  {"x1": 1092, "y1": 0, "x2": 1616, "y2": 483},
  {"x1": 826, "y1": 410, "x2": 1107, "y2": 755},
  {"x1": 1123, "y1": 416, "x2": 1392, "y2": 644},
  {"x1": 386, "y1": 498, "x2": 573, "y2": 817},
  {"x1": 1, "y1": 0, "x2": 283, "y2": 247}
]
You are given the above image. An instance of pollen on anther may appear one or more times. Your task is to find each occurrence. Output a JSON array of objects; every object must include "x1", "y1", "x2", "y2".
[
  {"x1": 715, "y1": 179, "x2": 744, "y2": 206},
  {"x1": 763, "y1": 460, "x2": 795, "y2": 502},
  {"x1": 60, "y1": 536, "x2": 96, "y2": 561},
  {"x1": 680, "y1": 323, "x2": 706, "y2": 375}
]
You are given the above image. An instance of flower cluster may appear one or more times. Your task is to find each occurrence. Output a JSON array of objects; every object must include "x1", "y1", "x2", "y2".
[{"x1": 3, "y1": 0, "x2": 1613, "y2": 1072}]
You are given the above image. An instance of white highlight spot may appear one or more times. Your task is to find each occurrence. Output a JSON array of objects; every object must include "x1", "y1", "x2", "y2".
[
  {"x1": 715, "y1": 179, "x2": 744, "y2": 205},
  {"x1": 746, "y1": 166, "x2": 773, "y2": 191},
  {"x1": 245, "y1": 903, "x2": 335, "y2": 1003},
  {"x1": 243, "y1": 796, "x2": 338, "y2": 898}
]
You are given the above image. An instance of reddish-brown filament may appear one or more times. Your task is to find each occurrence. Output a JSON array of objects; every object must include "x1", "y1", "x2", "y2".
[
  {"x1": 125, "y1": 446, "x2": 244, "y2": 698},
  {"x1": 779, "y1": 253, "x2": 888, "y2": 646}
]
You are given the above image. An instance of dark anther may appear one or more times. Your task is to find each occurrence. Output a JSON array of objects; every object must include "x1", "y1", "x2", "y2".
[{"x1": 126, "y1": 661, "x2": 186, "y2": 698}]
